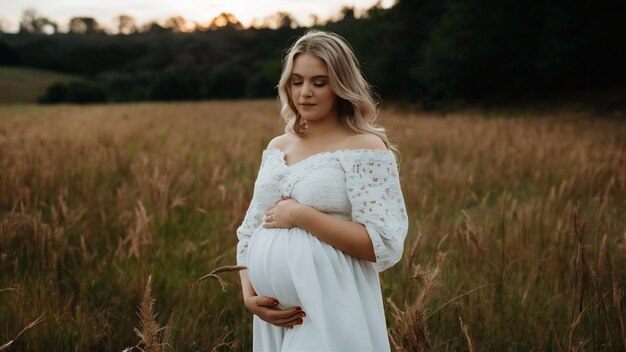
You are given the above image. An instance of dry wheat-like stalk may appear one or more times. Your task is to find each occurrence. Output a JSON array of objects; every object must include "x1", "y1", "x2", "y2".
[
  {"x1": 116, "y1": 200, "x2": 153, "y2": 259},
  {"x1": 210, "y1": 342, "x2": 234, "y2": 352},
  {"x1": 194, "y1": 265, "x2": 247, "y2": 292},
  {"x1": 387, "y1": 298, "x2": 431, "y2": 352},
  {"x1": 612, "y1": 280, "x2": 626, "y2": 349},
  {"x1": 587, "y1": 244, "x2": 618, "y2": 351},
  {"x1": 406, "y1": 225, "x2": 424, "y2": 267},
  {"x1": 426, "y1": 283, "x2": 498, "y2": 319},
  {"x1": 387, "y1": 263, "x2": 441, "y2": 352},
  {"x1": 0, "y1": 313, "x2": 45, "y2": 351},
  {"x1": 460, "y1": 210, "x2": 485, "y2": 256},
  {"x1": 411, "y1": 264, "x2": 441, "y2": 309},
  {"x1": 210, "y1": 329, "x2": 235, "y2": 352},
  {"x1": 459, "y1": 315, "x2": 474, "y2": 352},
  {"x1": 132, "y1": 275, "x2": 166, "y2": 352},
  {"x1": 597, "y1": 233, "x2": 608, "y2": 278},
  {"x1": 619, "y1": 231, "x2": 626, "y2": 258}
]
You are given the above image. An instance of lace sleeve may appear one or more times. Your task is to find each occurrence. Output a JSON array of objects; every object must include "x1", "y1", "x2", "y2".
[
  {"x1": 340, "y1": 150, "x2": 409, "y2": 272},
  {"x1": 235, "y1": 152, "x2": 269, "y2": 266}
]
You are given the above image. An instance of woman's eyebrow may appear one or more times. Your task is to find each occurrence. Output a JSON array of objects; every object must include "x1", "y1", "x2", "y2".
[{"x1": 291, "y1": 73, "x2": 329, "y2": 79}]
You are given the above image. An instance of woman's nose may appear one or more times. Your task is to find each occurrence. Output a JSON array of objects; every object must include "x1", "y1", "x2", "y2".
[{"x1": 301, "y1": 82, "x2": 313, "y2": 97}]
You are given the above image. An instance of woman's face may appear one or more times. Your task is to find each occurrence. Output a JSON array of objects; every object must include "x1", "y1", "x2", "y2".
[{"x1": 290, "y1": 53, "x2": 338, "y2": 123}]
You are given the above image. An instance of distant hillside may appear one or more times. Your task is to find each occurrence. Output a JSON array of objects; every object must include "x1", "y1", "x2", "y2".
[{"x1": 0, "y1": 66, "x2": 78, "y2": 104}]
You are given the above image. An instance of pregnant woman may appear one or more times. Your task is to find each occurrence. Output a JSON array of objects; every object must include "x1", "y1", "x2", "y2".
[{"x1": 236, "y1": 30, "x2": 408, "y2": 351}]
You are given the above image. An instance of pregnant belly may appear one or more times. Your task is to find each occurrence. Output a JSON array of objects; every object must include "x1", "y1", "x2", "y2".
[{"x1": 247, "y1": 227, "x2": 305, "y2": 308}]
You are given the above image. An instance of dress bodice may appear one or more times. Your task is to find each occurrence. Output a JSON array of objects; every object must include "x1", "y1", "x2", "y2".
[
  {"x1": 236, "y1": 147, "x2": 408, "y2": 272},
  {"x1": 254, "y1": 148, "x2": 357, "y2": 220}
]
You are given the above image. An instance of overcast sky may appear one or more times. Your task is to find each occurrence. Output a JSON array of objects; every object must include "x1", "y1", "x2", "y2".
[{"x1": 0, "y1": 0, "x2": 395, "y2": 32}]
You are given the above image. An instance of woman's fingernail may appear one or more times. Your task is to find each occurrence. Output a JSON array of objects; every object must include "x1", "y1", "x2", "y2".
[
  {"x1": 295, "y1": 306, "x2": 302, "y2": 311},
  {"x1": 273, "y1": 300, "x2": 279, "y2": 306},
  {"x1": 301, "y1": 312, "x2": 306, "y2": 317},
  {"x1": 297, "y1": 318, "x2": 303, "y2": 324}
]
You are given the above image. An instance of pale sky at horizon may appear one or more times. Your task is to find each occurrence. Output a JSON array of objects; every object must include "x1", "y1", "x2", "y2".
[{"x1": 0, "y1": 0, "x2": 396, "y2": 32}]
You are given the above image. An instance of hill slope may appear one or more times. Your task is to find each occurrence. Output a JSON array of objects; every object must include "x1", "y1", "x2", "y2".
[{"x1": 0, "y1": 66, "x2": 78, "y2": 104}]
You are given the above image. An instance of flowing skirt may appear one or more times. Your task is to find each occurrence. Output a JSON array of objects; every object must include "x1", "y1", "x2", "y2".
[{"x1": 247, "y1": 226, "x2": 390, "y2": 352}]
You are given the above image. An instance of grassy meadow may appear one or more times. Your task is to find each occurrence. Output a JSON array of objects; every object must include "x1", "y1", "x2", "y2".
[
  {"x1": 0, "y1": 66, "x2": 78, "y2": 105},
  {"x1": 0, "y1": 100, "x2": 625, "y2": 351}
]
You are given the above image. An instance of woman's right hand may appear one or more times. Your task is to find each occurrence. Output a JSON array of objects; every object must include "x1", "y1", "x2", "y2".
[{"x1": 244, "y1": 295, "x2": 306, "y2": 328}]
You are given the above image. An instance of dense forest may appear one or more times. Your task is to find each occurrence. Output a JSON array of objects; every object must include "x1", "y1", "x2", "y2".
[{"x1": 1, "y1": 0, "x2": 625, "y2": 106}]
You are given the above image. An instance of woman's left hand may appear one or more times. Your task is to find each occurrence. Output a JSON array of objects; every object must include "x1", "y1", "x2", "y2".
[{"x1": 262, "y1": 196, "x2": 302, "y2": 228}]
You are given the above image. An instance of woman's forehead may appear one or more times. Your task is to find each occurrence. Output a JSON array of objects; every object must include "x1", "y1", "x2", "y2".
[{"x1": 291, "y1": 53, "x2": 328, "y2": 77}]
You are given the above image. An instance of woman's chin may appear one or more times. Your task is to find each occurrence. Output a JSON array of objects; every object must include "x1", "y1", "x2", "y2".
[{"x1": 299, "y1": 113, "x2": 329, "y2": 123}]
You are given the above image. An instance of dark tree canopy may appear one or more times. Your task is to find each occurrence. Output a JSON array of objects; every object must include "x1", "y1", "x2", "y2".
[
  {"x1": 19, "y1": 9, "x2": 58, "y2": 34},
  {"x1": 2, "y1": 0, "x2": 624, "y2": 106},
  {"x1": 68, "y1": 17, "x2": 105, "y2": 34}
]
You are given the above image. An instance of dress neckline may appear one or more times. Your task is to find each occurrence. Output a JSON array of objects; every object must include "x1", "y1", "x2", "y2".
[{"x1": 264, "y1": 147, "x2": 393, "y2": 168}]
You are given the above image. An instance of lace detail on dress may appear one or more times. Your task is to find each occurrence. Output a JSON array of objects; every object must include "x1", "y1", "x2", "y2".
[
  {"x1": 339, "y1": 151, "x2": 408, "y2": 272},
  {"x1": 236, "y1": 196, "x2": 262, "y2": 266},
  {"x1": 261, "y1": 149, "x2": 287, "y2": 183}
]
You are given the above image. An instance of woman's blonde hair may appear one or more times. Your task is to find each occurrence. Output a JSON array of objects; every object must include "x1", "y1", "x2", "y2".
[{"x1": 277, "y1": 29, "x2": 396, "y2": 153}]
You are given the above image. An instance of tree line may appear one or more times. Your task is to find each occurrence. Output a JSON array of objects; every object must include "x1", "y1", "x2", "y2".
[
  {"x1": 1, "y1": 0, "x2": 625, "y2": 107},
  {"x1": 11, "y1": 9, "x2": 269, "y2": 35}
]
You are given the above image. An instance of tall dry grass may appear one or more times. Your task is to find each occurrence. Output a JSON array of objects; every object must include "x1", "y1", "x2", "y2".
[{"x1": 0, "y1": 100, "x2": 624, "y2": 350}]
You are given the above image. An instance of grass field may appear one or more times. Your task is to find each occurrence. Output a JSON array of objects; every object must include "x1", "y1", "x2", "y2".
[
  {"x1": 0, "y1": 66, "x2": 78, "y2": 104},
  {"x1": 0, "y1": 100, "x2": 625, "y2": 351}
]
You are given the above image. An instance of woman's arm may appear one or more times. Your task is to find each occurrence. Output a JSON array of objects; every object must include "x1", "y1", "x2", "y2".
[
  {"x1": 297, "y1": 205, "x2": 377, "y2": 261},
  {"x1": 263, "y1": 199, "x2": 376, "y2": 262}
]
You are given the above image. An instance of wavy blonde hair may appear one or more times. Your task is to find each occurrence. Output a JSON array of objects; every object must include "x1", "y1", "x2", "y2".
[{"x1": 277, "y1": 29, "x2": 397, "y2": 154}]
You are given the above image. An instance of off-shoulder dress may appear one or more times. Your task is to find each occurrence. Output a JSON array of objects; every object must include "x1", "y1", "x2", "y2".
[{"x1": 236, "y1": 148, "x2": 408, "y2": 352}]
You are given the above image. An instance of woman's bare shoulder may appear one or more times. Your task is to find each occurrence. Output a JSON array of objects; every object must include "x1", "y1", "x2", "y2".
[
  {"x1": 343, "y1": 133, "x2": 387, "y2": 151},
  {"x1": 267, "y1": 134, "x2": 295, "y2": 150}
]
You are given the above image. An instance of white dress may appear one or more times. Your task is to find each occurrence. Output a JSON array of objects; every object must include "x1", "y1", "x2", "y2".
[{"x1": 236, "y1": 148, "x2": 408, "y2": 352}]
